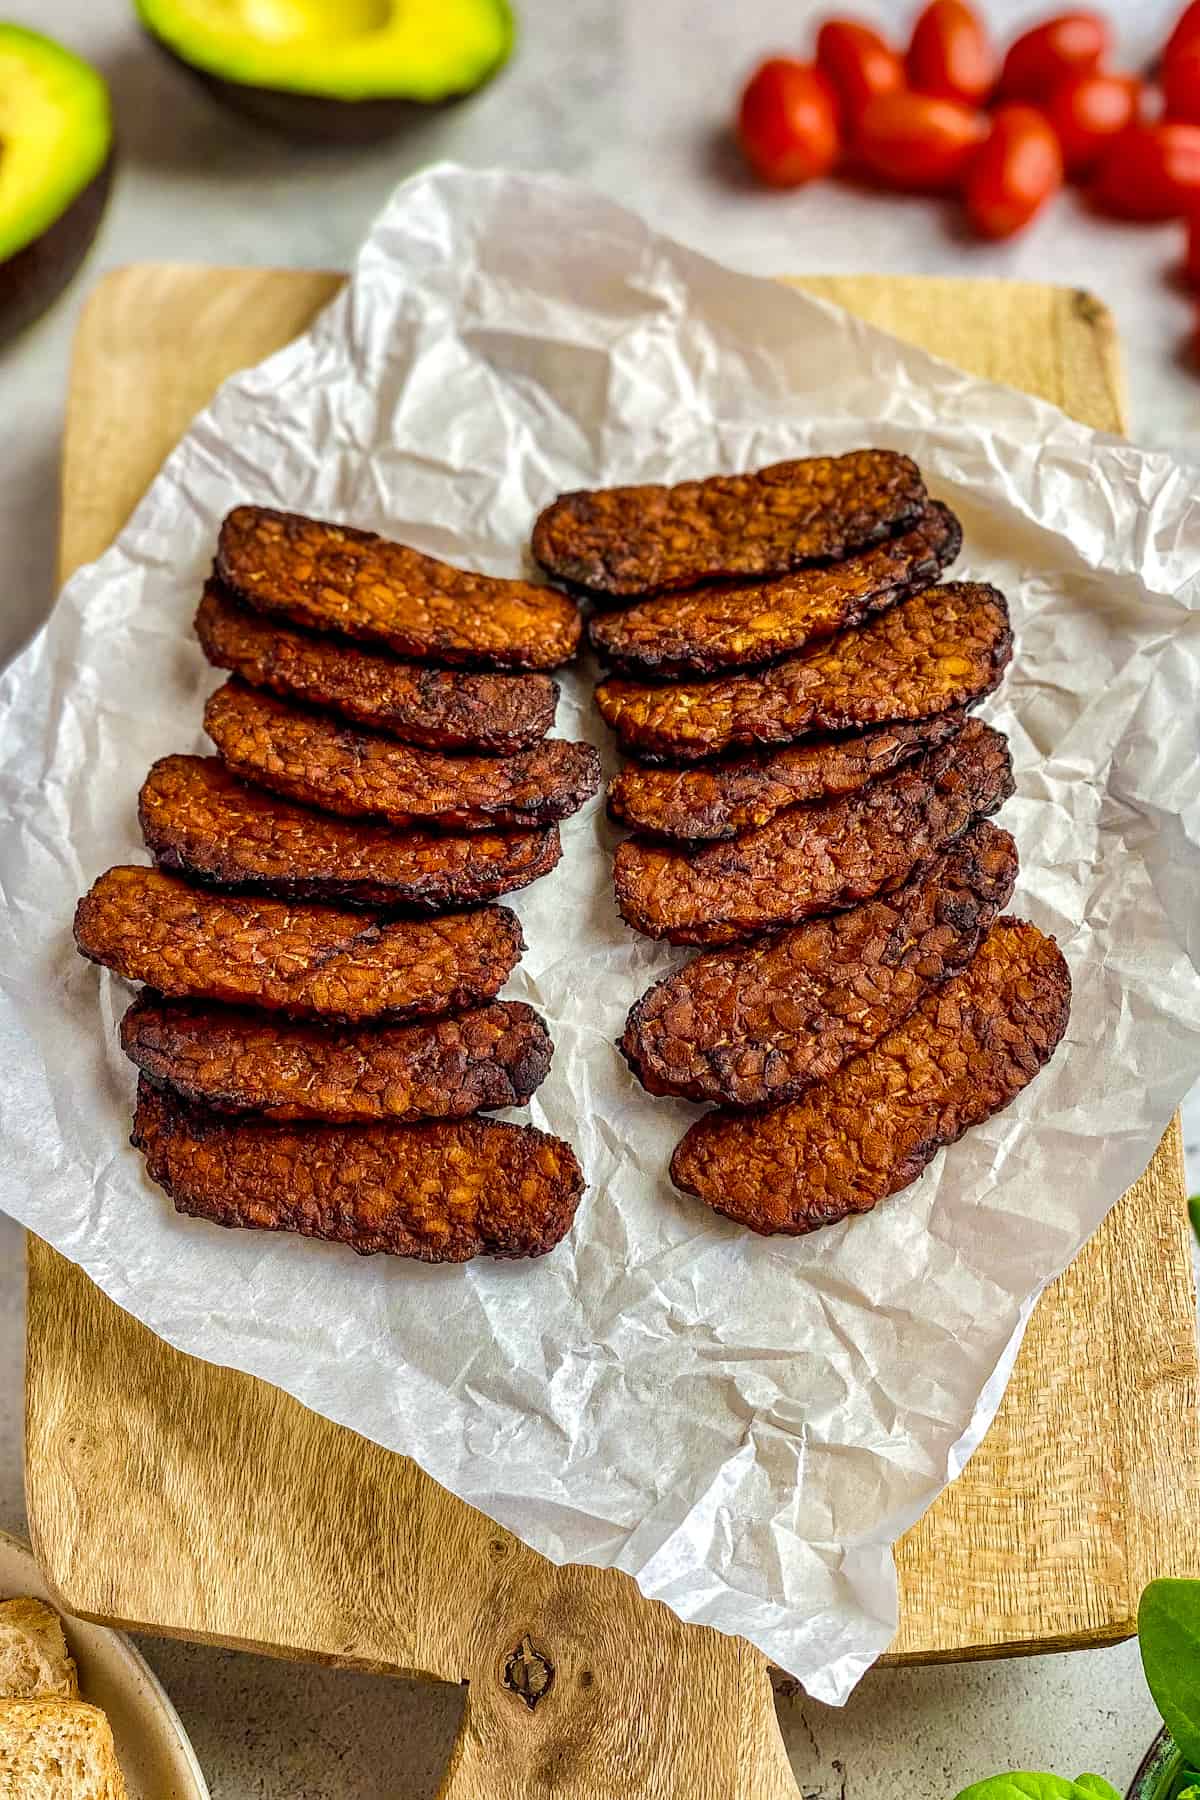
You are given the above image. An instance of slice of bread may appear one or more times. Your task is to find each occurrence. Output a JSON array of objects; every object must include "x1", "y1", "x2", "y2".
[
  {"x1": 0, "y1": 1597, "x2": 78, "y2": 1700},
  {"x1": 0, "y1": 1698, "x2": 127, "y2": 1797}
]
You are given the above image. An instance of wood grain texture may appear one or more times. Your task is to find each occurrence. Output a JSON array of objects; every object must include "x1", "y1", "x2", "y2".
[{"x1": 23, "y1": 267, "x2": 1199, "y2": 1799}]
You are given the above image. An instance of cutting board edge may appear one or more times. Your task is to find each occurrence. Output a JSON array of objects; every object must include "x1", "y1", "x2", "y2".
[{"x1": 23, "y1": 263, "x2": 1197, "y2": 1691}]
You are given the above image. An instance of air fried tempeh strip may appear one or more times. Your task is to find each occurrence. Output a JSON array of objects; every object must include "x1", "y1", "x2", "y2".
[
  {"x1": 197, "y1": 584, "x2": 559, "y2": 752},
  {"x1": 620, "y1": 822, "x2": 1017, "y2": 1105},
  {"x1": 141, "y1": 756, "x2": 562, "y2": 911},
  {"x1": 74, "y1": 866, "x2": 523, "y2": 1023},
  {"x1": 217, "y1": 505, "x2": 582, "y2": 671},
  {"x1": 204, "y1": 682, "x2": 601, "y2": 832},
  {"x1": 589, "y1": 502, "x2": 961, "y2": 674},
  {"x1": 595, "y1": 583, "x2": 1012, "y2": 762},
  {"x1": 132, "y1": 1080, "x2": 585, "y2": 1263},
  {"x1": 122, "y1": 995, "x2": 553, "y2": 1123},
  {"x1": 613, "y1": 720, "x2": 1013, "y2": 944},
  {"x1": 607, "y1": 713, "x2": 965, "y2": 841},
  {"x1": 532, "y1": 450, "x2": 927, "y2": 597},
  {"x1": 671, "y1": 919, "x2": 1071, "y2": 1236}
]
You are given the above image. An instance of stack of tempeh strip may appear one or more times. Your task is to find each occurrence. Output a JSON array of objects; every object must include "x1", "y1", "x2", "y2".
[
  {"x1": 534, "y1": 449, "x2": 1072, "y2": 1237},
  {"x1": 74, "y1": 507, "x2": 598, "y2": 1263}
]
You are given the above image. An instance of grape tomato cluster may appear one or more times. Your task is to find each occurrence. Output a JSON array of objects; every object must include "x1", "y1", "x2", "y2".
[{"x1": 736, "y1": 5, "x2": 1200, "y2": 251}]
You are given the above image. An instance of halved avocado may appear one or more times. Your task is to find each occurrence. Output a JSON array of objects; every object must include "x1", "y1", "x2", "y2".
[
  {"x1": 135, "y1": 0, "x2": 515, "y2": 144},
  {"x1": 0, "y1": 27, "x2": 112, "y2": 340}
]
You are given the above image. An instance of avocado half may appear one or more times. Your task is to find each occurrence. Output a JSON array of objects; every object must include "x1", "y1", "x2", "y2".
[
  {"x1": 0, "y1": 26, "x2": 112, "y2": 340},
  {"x1": 135, "y1": 0, "x2": 515, "y2": 144}
]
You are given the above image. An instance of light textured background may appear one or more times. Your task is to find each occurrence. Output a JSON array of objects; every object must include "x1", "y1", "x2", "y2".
[{"x1": 1, "y1": 0, "x2": 1195, "y2": 1791}]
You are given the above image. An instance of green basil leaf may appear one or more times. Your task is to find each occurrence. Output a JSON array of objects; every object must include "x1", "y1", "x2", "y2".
[
  {"x1": 953, "y1": 1775, "x2": 1113, "y2": 1800},
  {"x1": 1176, "y1": 1786, "x2": 1200, "y2": 1800},
  {"x1": 1189, "y1": 1195, "x2": 1200, "y2": 1246},
  {"x1": 1139, "y1": 1581, "x2": 1200, "y2": 1768}
]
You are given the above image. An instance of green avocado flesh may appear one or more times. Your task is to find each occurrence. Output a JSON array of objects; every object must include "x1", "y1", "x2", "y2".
[
  {"x1": 0, "y1": 27, "x2": 111, "y2": 262},
  {"x1": 135, "y1": 0, "x2": 514, "y2": 103}
]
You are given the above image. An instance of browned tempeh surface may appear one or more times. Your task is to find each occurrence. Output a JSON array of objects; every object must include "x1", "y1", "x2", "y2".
[
  {"x1": 196, "y1": 584, "x2": 559, "y2": 752},
  {"x1": 204, "y1": 682, "x2": 601, "y2": 832},
  {"x1": 613, "y1": 719, "x2": 1013, "y2": 944},
  {"x1": 620, "y1": 821, "x2": 1017, "y2": 1106},
  {"x1": 132, "y1": 1080, "x2": 585, "y2": 1263},
  {"x1": 607, "y1": 712, "x2": 965, "y2": 841},
  {"x1": 532, "y1": 449, "x2": 927, "y2": 597},
  {"x1": 141, "y1": 756, "x2": 562, "y2": 911},
  {"x1": 217, "y1": 505, "x2": 582, "y2": 670},
  {"x1": 74, "y1": 866, "x2": 523, "y2": 1022},
  {"x1": 589, "y1": 502, "x2": 961, "y2": 675},
  {"x1": 671, "y1": 918, "x2": 1071, "y2": 1236},
  {"x1": 121, "y1": 995, "x2": 553, "y2": 1123},
  {"x1": 595, "y1": 582, "x2": 1012, "y2": 762}
]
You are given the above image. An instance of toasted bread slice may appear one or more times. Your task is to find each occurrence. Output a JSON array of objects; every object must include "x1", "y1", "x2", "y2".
[
  {"x1": 0, "y1": 1598, "x2": 77, "y2": 1700},
  {"x1": 0, "y1": 1698, "x2": 126, "y2": 1796}
]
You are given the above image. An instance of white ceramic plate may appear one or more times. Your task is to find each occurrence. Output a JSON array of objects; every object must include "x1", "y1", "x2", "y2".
[{"x1": 0, "y1": 1528, "x2": 208, "y2": 1799}]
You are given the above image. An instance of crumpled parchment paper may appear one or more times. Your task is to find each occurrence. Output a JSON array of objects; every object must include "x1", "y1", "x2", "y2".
[{"x1": 3, "y1": 166, "x2": 1200, "y2": 1702}]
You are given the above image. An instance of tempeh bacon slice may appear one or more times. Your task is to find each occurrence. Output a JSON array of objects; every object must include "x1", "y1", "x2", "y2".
[
  {"x1": 217, "y1": 504, "x2": 581, "y2": 671},
  {"x1": 670, "y1": 918, "x2": 1071, "y2": 1236},
  {"x1": 589, "y1": 502, "x2": 961, "y2": 675},
  {"x1": 595, "y1": 582, "x2": 1012, "y2": 763},
  {"x1": 140, "y1": 756, "x2": 562, "y2": 911},
  {"x1": 532, "y1": 449, "x2": 927, "y2": 598},
  {"x1": 613, "y1": 719, "x2": 1013, "y2": 945},
  {"x1": 132, "y1": 1079, "x2": 585, "y2": 1263},
  {"x1": 121, "y1": 994, "x2": 553, "y2": 1123},
  {"x1": 204, "y1": 681, "x2": 601, "y2": 832},
  {"x1": 196, "y1": 584, "x2": 558, "y2": 753},
  {"x1": 74, "y1": 866, "x2": 523, "y2": 1023},
  {"x1": 620, "y1": 821, "x2": 1017, "y2": 1106},
  {"x1": 607, "y1": 712, "x2": 965, "y2": 842}
]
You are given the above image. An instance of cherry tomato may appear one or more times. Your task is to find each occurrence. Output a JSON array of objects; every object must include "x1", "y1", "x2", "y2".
[
  {"x1": 999, "y1": 13, "x2": 1110, "y2": 101},
  {"x1": 736, "y1": 59, "x2": 840, "y2": 187},
  {"x1": 816, "y1": 19, "x2": 904, "y2": 129},
  {"x1": 1164, "y1": 47, "x2": 1200, "y2": 124},
  {"x1": 1092, "y1": 121, "x2": 1200, "y2": 219},
  {"x1": 1045, "y1": 72, "x2": 1142, "y2": 176},
  {"x1": 856, "y1": 90, "x2": 987, "y2": 190},
  {"x1": 965, "y1": 104, "x2": 1063, "y2": 237},
  {"x1": 1165, "y1": 2, "x2": 1200, "y2": 66},
  {"x1": 907, "y1": 0, "x2": 996, "y2": 105}
]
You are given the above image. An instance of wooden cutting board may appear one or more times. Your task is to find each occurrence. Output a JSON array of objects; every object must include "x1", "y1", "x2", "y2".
[{"x1": 24, "y1": 267, "x2": 1200, "y2": 1800}]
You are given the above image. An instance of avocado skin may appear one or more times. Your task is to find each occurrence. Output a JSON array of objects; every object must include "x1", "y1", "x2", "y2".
[
  {"x1": 0, "y1": 154, "x2": 113, "y2": 342},
  {"x1": 147, "y1": 35, "x2": 494, "y2": 144}
]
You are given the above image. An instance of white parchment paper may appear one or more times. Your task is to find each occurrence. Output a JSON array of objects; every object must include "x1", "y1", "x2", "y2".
[{"x1": 3, "y1": 166, "x2": 1200, "y2": 1701}]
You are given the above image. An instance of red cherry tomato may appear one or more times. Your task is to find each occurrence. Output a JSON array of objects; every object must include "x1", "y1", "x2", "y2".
[
  {"x1": 1092, "y1": 121, "x2": 1200, "y2": 219},
  {"x1": 736, "y1": 59, "x2": 840, "y2": 187},
  {"x1": 1045, "y1": 72, "x2": 1142, "y2": 175},
  {"x1": 907, "y1": 0, "x2": 996, "y2": 105},
  {"x1": 965, "y1": 104, "x2": 1063, "y2": 237},
  {"x1": 999, "y1": 12, "x2": 1110, "y2": 101},
  {"x1": 1165, "y1": 2, "x2": 1200, "y2": 66},
  {"x1": 856, "y1": 90, "x2": 987, "y2": 190},
  {"x1": 1164, "y1": 47, "x2": 1200, "y2": 124},
  {"x1": 816, "y1": 19, "x2": 904, "y2": 129}
]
